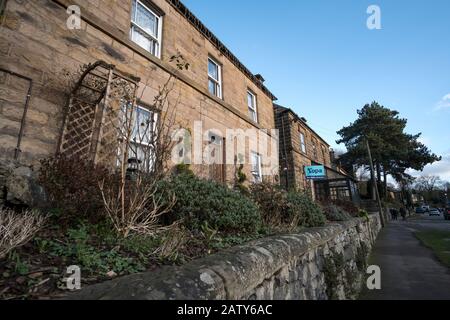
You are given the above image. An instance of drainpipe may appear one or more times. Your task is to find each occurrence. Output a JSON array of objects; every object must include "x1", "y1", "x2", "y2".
[
  {"x1": 0, "y1": 68, "x2": 33, "y2": 161},
  {"x1": 280, "y1": 113, "x2": 290, "y2": 190}
]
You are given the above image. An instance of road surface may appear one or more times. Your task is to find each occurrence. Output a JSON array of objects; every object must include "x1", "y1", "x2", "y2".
[{"x1": 360, "y1": 213, "x2": 450, "y2": 300}]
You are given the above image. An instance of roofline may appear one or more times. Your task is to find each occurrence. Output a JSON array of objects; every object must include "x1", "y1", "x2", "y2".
[
  {"x1": 274, "y1": 103, "x2": 331, "y2": 147},
  {"x1": 327, "y1": 166, "x2": 356, "y2": 182},
  {"x1": 166, "y1": 0, "x2": 277, "y2": 101}
]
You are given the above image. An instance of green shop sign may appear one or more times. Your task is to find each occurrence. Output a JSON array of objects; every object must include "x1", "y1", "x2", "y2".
[{"x1": 305, "y1": 165, "x2": 326, "y2": 180}]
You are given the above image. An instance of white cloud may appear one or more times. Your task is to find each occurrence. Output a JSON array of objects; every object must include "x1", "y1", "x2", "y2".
[
  {"x1": 435, "y1": 93, "x2": 450, "y2": 110},
  {"x1": 408, "y1": 152, "x2": 450, "y2": 182},
  {"x1": 417, "y1": 136, "x2": 430, "y2": 145}
]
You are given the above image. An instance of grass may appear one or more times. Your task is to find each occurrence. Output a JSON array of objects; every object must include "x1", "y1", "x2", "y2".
[{"x1": 415, "y1": 230, "x2": 450, "y2": 268}]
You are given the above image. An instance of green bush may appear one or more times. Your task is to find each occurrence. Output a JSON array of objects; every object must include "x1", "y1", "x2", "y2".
[
  {"x1": 358, "y1": 209, "x2": 369, "y2": 221},
  {"x1": 234, "y1": 163, "x2": 250, "y2": 196},
  {"x1": 286, "y1": 191, "x2": 326, "y2": 227},
  {"x1": 322, "y1": 204, "x2": 352, "y2": 221},
  {"x1": 174, "y1": 163, "x2": 194, "y2": 175},
  {"x1": 158, "y1": 173, "x2": 261, "y2": 234}
]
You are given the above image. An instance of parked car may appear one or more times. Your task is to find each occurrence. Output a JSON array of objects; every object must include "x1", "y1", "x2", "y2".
[
  {"x1": 444, "y1": 208, "x2": 450, "y2": 221},
  {"x1": 428, "y1": 208, "x2": 440, "y2": 216},
  {"x1": 415, "y1": 207, "x2": 426, "y2": 214}
]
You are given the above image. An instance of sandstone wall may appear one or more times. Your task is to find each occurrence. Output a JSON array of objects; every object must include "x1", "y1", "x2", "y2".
[
  {"x1": 275, "y1": 107, "x2": 332, "y2": 191},
  {"x1": 67, "y1": 214, "x2": 382, "y2": 300},
  {"x1": 0, "y1": 0, "x2": 278, "y2": 183}
]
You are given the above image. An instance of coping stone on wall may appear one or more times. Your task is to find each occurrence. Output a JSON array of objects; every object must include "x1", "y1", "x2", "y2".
[{"x1": 65, "y1": 216, "x2": 379, "y2": 300}]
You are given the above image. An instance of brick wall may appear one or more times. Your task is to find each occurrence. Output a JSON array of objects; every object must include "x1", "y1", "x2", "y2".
[{"x1": 0, "y1": 0, "x2": 278, "y2": 183}]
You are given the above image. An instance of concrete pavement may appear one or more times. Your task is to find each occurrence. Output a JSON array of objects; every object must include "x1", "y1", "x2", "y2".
[{"x1": 360, "y1": 214, "x2": 450, "y2": 300}]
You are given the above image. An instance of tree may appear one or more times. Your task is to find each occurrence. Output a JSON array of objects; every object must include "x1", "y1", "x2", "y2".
[
  {"x1": 414, "y1": 175, "x2": 447, "y2": 206},
  {"x1": 336, "y1": 102, "x2": 441, "y2": 198},
  {"x1": 414, "y1": 175, "x2": 442, "y2": 193}
]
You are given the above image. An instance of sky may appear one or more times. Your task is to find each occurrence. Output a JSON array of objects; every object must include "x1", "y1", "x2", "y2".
[{"x1": 182, "y1": 0, "x2": 450, "y2": 181}]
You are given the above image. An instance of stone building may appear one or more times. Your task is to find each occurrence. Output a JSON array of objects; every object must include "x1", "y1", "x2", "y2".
[
  {"x1": 274, "y1": 104, "x2": 358, "y2": 202},
  {"x1": 0, "y1": 0, "x2": 278, "y2": 185}
]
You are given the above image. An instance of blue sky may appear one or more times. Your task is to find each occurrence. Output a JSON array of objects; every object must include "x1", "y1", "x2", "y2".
[{"x1": 183, "y1": 0, "x2": 450, "y2": 181}]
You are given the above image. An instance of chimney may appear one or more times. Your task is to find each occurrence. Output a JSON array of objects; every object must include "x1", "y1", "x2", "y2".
[
  {"x1": 255, "y1": 74, "x2": 265, "y2": 83},
  {"x1": 329, "y1": 148, "x2": 336, "y2": 162}
]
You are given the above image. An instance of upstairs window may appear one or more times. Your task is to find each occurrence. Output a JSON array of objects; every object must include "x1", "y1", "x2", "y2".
[
  {"x1": 247, "y1": 90, "x2": 258, "y2": 122},
  {"x1": 251, "y1": 152, "x2": 262, "y2": 183},
  {"x1": 130, "y1": 0, "x2": 162, "y2": 58},
  {"x1": 300, "y1": 132, "x2": 306, "y2": 154},
  {"x1": 312, "y1": 141, "x2": 318, "y2": 159},
  {"x1": 208, "y1": 58, "x2": 222, "y2": 98}
]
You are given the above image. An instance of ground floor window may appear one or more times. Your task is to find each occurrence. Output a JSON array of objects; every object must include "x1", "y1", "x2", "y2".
[
  {"x1": 251, "y1": 152, "x2": 262, "y2": 183},
  {"x1": 119, "y1": 103, "x2": 158, "y2": 173}
]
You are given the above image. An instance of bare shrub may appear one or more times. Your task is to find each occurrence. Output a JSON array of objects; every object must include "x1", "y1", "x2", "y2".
[
  {"x1": 99, "y1": 55, "x2": 189, "y2": 238},
  {"x1": 38, "y1": 154, "x2": 111, "y2": 224},
  {"x1": 153, "y1": 223, "x2": 189, "y2": 261},
  {"x1": 99, "y1": 175, "x2": 175, "y2": 237},
  {"x1": 0, "y1": 208, "x2": 46, "y2": 259},
  {"x1": 250, "y1": 182, "x2": 326, "y2": 231},
  {"x1": 249, "y1": 182, "x2": 290, "y2": 229}
]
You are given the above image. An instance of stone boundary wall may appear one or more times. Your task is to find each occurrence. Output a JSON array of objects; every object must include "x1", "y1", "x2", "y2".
[{"x1": 67, "y1": 214, "x2": 382, "y2": 300}]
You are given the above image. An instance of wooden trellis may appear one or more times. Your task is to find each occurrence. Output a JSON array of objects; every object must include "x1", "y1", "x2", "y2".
[{"x1": 58, "y1": 61, "x2": 140, "y2": 166}]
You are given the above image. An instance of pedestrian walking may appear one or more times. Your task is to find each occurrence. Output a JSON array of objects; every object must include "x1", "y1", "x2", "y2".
[
  {"x1": 390, "y1": 208, "x2": 398, "y2": 220},
  {"x1": 400, "y1": 207, "x2": 407, "y2": 221}
]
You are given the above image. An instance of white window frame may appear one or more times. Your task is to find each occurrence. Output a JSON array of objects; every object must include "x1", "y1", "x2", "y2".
[
  {"x1": 208, "y1": 57, "x2": 222, "y2": 99},
  {"x1": 130, "y1": 0, "x2": 163, "y2": 58},
  {"x1": 247, "y1": 90, "x2": 258, "y2": 123},
  {"x1": 300, "y1": 132, "x2": 306, "y2": 154},
  {"x1": 130, "y1": 105, "x2": 158, "y2": 147},
  {"x1": 250, "y1": 151, "x2": 262, "y2": 183},
  {"x1": 120, "y1": 102, "x2": 158, "y2": 173}
]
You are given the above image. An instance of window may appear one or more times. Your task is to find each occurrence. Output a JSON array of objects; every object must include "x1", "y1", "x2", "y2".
[
  {"x1": 247, "y1": 90, "x2": 258, "y2": 122},
  {"x1": 300, "y1": 133, "x2": 306, "y2": 154},
  {"x1": 130, "y1": 0, "x2": 162, "y2": 57},
  {"x1": 208, "y1": 58, "x2": 222, "y2": 98},
  {"x1": 122, "y1": 103, "x2": 158, "y2": 172},
  {"x1": 250, "y1": 152, "x2": 262, "y2": 183}
]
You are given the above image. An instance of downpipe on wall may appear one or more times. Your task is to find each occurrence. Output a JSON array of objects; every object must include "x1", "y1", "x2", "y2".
[{"x1": 0, "y1": 68, "x2": 34, "y2": 161}]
